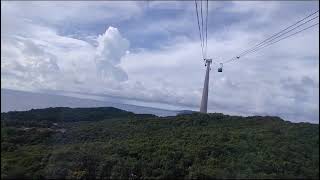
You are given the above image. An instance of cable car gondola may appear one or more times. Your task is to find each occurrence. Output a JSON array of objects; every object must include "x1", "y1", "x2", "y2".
[{"x1": 218, "y1": 63, "x2": 223, "y2": 72}]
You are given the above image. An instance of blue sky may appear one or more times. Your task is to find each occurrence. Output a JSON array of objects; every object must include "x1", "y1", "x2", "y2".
[{"x1": 1, "y1": 1, "x2": 319, "y2": 123}]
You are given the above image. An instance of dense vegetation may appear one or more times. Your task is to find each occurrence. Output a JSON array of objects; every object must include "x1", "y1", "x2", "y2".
[{"x1": 1, "y1": 107, "x2": 319, "y2": 179}]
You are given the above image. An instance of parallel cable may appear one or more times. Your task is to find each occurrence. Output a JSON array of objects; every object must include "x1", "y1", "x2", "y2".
[
  {"x1": 222, "y1": 10, "x2": 319, "y2": 64},
  {"x1": 224, "y1": 22, "x2": 319, "y2": 64},
  {"x1": 195, "y1": 0, "x2": 204, "y2": 59},
  {"x1": 240, "y1": 22, "x2": 319, "y2": 59},
  {"x1": 200, "y1": 0, "x2": 205, "y2": 58},
  {"x1": 205, "y1": 0, "x2": 208, "y2": 59},
  {"x1": 239, "y1": 15, "x2": 319, "y2": 57},
  {"x1": 238, "y1": 10, "x2": 319, "y2": 57}
]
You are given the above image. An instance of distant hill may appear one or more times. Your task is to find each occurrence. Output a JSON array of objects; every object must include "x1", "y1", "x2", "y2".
[
  {"x1": 177, "y1": 110, "x2": 197, "y2": 115},
  {"x1": 1, "y1": 107, "x2": 318, "y2": 179},
  {"x1": 1, "y1": 107, "x2": 156, "y2": 124},
  {"x1": 1, "y1": 89, "x2": 178, "y2": 116}
]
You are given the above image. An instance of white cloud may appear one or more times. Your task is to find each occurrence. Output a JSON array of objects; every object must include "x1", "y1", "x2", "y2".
[
  {"x1": 1, "y1": 9, "x2": 130, "y2": 93},
  {"x1": 95, "y1": 27, "x2": 130, "y2": 82},
  {"x1": 1, "y1": 1, "x2": 142, "y2": 26}
]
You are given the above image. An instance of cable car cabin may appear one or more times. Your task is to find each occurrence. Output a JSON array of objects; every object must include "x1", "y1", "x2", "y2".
[{"x1": 218, "y1": 63, "x2": 223, "y2": 72}]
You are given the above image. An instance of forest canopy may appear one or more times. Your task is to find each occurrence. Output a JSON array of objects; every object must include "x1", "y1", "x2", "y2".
[{"x1": 1, "y1": 107, "x2": 319, "y2": 179}]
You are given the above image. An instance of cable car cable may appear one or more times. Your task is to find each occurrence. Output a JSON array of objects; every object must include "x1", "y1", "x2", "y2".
[
  {"x1": 237, "y1": 10, "x2": 319, "y2": 57},
  {"x1": 238, "y1": 15, "x2": 319, "y2": 57},
  {"x1": 223, "y1": 22, "x2": 319, "y2": 64},
  {"x1": 205, "y1": 0, "x2": 208, "y2": 59},
  {"x1": 201, "y1": 0, "x2": 204, "y2": 57},
  {"x1": 195, "y1": 0, "x2": 205, "y2": 59},
  {"x1": 222, "y1": 9, "x2": 319, "y2": 64},
  {"x1": 239, "y1": 22, "x2": 319, "y2": 59}
]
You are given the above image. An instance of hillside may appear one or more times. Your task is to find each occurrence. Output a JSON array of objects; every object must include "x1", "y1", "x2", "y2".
[
  {"x1": 1, "y1": 89, "x2": 178, "y2": 116},
  {"x1": 1, "y1": 107, "x2": 319, "y2": 179}
]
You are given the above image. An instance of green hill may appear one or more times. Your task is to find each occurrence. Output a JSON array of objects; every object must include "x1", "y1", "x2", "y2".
[{"x1": 1, "y1": 107, "x2": 319, "y2": 179}]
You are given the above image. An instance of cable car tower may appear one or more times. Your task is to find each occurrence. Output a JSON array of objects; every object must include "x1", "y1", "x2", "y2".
[
  {"x1": 199, "y1": 59, "x2": 223, "y2": 113},
  {"x1": 195, "y1": 0, "x2": 224, "y2": 113},
  {"x1": 200, "y1": 58, "x2": 212, "y2": 113}
]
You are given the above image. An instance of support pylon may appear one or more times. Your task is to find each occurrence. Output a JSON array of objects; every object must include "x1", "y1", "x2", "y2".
[{"x1": 200, "y1": 59, "x2": 212, "y2": 113}]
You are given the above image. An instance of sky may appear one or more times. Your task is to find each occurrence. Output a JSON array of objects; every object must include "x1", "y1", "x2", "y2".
[{"x1": 1, "y1": 1, "x2": 319, "y2": 123}]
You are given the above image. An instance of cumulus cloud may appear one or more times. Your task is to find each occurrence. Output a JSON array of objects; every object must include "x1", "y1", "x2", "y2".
[
  {"x1": 95, "y1": 27, "x2": 130, "y2": 82},
  {"x1": 1, "y1": 9, "x2": 130, "y2": 93},
  {"x1": 1, "y1": 35, "x2": 61, "y2": 91}
]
